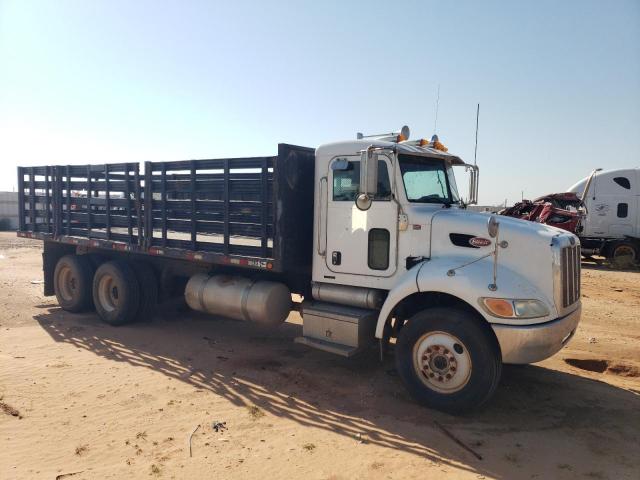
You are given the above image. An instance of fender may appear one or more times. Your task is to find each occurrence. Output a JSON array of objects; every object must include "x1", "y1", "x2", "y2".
[
  {"x1": 374, "y1": 261, "x2": 424, "y2": 338},
  {"x1": 374, "y1": 257, "x2": 557, "y2": 338}
]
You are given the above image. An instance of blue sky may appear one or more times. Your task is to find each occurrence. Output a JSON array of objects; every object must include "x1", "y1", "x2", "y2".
[{"x1": 1, "y1": 0, "x2": 638, "y2": 204}]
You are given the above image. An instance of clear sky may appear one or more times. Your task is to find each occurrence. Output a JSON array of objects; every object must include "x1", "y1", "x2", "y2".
[{"x1": 1, "y1": 0, "x2": 638, "y2": 204}]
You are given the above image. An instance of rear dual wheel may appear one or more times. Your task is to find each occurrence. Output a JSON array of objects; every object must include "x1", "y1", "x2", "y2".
[
  {"x1": 54, "y1": 254, "x2": 158, "y2": 326},
  {"x1": 92, "y1": 260, "x2": 158, "y2": 325},
  {"x1": 93, "y1": 260, "x2": 140, "y2": 325},
  {"x1": 53, "y1": 255, "x2": 95, "y2": 312}
]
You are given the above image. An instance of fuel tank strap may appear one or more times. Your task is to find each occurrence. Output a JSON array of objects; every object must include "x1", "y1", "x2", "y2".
[
  {"x1": 198, "y1": 275, "x2": 213, "y2": 308},
  {"x1": 240, "y1": 279, "x2": 258, "y2": 321}
]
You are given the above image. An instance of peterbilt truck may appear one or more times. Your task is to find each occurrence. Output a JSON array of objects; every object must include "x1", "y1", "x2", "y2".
[{"x1": 17, "y1": 127, "x2": 582, "y2": 412}]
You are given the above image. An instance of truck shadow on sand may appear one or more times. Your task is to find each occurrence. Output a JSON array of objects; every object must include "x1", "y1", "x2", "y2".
[{"x1": 34, "y1": 307, "x2": 640, "y2": 479}]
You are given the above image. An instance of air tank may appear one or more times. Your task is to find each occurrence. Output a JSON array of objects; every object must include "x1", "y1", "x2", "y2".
[
  {"x1": 185, "y1": 274, "x2": 292, "y2": 326},
  {"x1": 311, "y1": 282, "x2": 385, "y2": 310}
]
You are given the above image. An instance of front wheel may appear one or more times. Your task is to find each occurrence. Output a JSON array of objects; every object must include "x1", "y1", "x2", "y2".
[{"x1": 395, "y1": 307, "x2": 502, "y2": 413}]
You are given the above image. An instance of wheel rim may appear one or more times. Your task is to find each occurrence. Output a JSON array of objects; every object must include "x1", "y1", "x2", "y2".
[
  {"x1": 56, "y1": 265, "x2": 76, "y2": 302},
  {"x1": 97, "y1": 274, "x2": 119, "y2": 313},
  {"x1": 413, "y1": 331, "x2": 472, "y2": 394},
  {"x1": 613, "y1": 245, "x2": 635, "y2": 264}
]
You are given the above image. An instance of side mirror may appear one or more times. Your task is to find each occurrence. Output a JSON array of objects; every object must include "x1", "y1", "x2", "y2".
[
  {"x1": 356, "y1": 149, "x2": 378, "y2": 211},
  {"x1": 488, "y1": 215, "x2": 500, "y2": 238},
  {"x1": 466, "y1": 165, "x2": 479, "y2": 205}
]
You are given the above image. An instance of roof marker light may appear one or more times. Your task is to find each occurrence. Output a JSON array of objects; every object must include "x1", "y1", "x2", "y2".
[{"x1": 430, "y1": 134, "x2": 449, "y2": 152}]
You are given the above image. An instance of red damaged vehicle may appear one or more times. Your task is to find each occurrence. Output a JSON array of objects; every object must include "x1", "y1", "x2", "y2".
[{"x1": 498, "y1": 192, "x2": 585, "y2": 234}]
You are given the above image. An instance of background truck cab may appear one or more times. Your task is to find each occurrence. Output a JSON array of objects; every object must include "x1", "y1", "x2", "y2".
[{"x1": 568, "y1": 168, "x2": 640, "y2": 264}]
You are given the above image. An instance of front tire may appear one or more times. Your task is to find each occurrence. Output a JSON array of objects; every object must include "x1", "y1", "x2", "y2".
[
  {"x1": 53, "y1": 254, "x2": 95, "y2": 312},
  {"x1": 93, "y1": 260, "x2": 140, "y2": 326},
  {"x1": 395, "y1": 307, "x2": 502, "y2": 413}
]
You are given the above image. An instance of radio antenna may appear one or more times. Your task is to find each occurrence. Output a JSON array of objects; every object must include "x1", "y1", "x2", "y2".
[
  {"x1": 473, "y1": 103, "x2": 480, "y2": 166},
  {"x1": 433, "y1": 84, "x2": 441, "y2": 134}
]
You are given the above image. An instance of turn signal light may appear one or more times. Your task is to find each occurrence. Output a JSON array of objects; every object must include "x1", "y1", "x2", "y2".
[
  {"x1": 480, "y1": 298, "x2": 551, "y2": 319},
  {"x1": 482, "y1": 298, "x2": 514, "y2": 317}
]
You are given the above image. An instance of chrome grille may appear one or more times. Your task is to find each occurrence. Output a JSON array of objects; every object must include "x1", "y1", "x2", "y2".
[{"x1": 561, "y1": 244, "x2": 581, "y2": 307}]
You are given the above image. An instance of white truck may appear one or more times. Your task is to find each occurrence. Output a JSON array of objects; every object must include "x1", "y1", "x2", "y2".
[
  {"x1": 18, "y1": 127, "x2": 582, "y2": 412},
  {"x1": 569, "y1": 168, "x2": 640, "y2": 264}
]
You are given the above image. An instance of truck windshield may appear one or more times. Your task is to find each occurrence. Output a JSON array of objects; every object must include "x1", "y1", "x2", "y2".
[{"x1": 399, "y1": 154, "x2": 459, "y2": 204}]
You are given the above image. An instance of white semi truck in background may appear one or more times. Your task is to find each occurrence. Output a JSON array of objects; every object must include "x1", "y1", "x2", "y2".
[
  {"x1": 18, "y1": 127, "x2": 582, "y2": 412},
  {"x1": 568, "y1": 168, "x2": 640, "y2": 264}
]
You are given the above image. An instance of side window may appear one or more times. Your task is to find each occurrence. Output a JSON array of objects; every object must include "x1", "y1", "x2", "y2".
[
  {"x1": 368, "y1": 228, "x2": 390, "y2": 270},
  {"x1": 332, "y1": 160, "x2": 391, "y2": 201},
  {"x1": 617, "y1": 203, "x2": 628, "y2": 218},
  {"x1": 613, "y1": 177, "x2": 631, "y2": 190}
]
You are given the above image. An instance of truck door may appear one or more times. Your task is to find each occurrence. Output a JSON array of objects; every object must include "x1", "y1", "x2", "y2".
[
  {"x1": 607, "y1": 173, "x2": 638, "y2": 237},
  {"x1": 325, "y1": 155, "x2": 398, "y2": 276},
  {"x1": 584, "y1": 172, "x2": 636, "y2": 237}
]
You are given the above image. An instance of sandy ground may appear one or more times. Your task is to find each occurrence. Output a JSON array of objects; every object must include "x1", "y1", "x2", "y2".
[{"x1": 0, "y1": 232, "x2": 638, "y2": 480}]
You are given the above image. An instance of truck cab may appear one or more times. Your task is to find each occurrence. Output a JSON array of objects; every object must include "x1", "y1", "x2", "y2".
[
  {"x1": 568, "y1": 168, "x2": 640, "y2": 264},
  {"x1": 298, "y1": 129, "x2": 582, "y2": 412}
]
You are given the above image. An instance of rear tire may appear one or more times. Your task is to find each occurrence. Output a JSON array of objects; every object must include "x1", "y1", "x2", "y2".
[
  {"x1": 131, "y1": 261, "x2": 158, "y2": 321},
  {"x1": 395, "y1": 307, "x2": 502, "y2": 413},
  {"x1": 608, "y1": 241, "x2": 638, "y2": 268},
  {"x1": 53, "y1": 254, "x2": 95, "y2": 312},
  {"x1": 93, "y1": 260, "x2": 140, "y2": 326}
]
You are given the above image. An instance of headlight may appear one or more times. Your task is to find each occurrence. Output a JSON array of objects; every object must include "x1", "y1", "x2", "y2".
[
  {"x1": 513, "y1": 299, "x2": 550, "y2": 318},
  {"x1": 480, "y1": 298, "x2": 550, "y2": 319}
]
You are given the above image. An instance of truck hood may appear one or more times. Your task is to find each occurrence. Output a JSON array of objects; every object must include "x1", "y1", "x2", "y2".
[
  {"x1": 408, "y1": 206, "x2": 578, "y2": 313},
  {"x1": 428, "y1": 207, "x2": 570, "y2": 251}
]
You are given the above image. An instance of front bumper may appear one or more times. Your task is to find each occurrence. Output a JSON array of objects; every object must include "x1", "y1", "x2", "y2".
[{"x1": 492, "y1": 302, "x2": 582, "y2": 364}]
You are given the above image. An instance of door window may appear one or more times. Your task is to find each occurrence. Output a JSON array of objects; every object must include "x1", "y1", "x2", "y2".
[
  {"x1": 368, "y1": 228, "x2": 390, "y2": 270},
  {"x1": 332, "y1": 161, "x2": 391, "y2": 201},
  {"x1": 617, "y1": 203, "x2": 628, "y2": 218}
]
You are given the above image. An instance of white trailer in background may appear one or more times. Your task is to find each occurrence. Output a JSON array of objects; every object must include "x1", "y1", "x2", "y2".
[{"x1": 568, "y1": 168, "x2": 640, "y2": 264}]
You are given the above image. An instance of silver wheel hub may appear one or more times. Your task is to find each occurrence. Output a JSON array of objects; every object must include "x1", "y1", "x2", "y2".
[
  {"x1": 97, "y1": 275, "x2": 119, "y2": 313},
  {"x1": 413, "y1": 331, "x2": 472, "y2": 394},
  {"x1": 57, "y1": 266, "x2": 77, "y2": 302},
  {"x1": 421, "y1": 345, "x2": 458, "y2": 382}
]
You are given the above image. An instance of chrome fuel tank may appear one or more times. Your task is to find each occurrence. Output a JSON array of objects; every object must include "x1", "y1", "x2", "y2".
[
  {"x1": 311, "y1": 282, "x2": 384, "y2": 310},
  {"x1": 185, "y1": 274, "x2": 292, "y2": 326}
]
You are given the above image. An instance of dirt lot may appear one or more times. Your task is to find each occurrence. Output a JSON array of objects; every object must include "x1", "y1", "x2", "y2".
[{"x1": 1, "y1": 232, "x2": 638, "y2": 479}]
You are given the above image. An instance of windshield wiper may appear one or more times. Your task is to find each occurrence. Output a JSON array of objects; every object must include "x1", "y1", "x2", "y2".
[{"x1": 414, "y1": 195, "x2": 451, "y2": 205}]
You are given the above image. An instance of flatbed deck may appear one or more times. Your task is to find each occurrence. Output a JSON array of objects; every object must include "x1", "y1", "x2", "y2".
[{"x1": 17, "y1": 144, "x2": 315, "y2": 279}]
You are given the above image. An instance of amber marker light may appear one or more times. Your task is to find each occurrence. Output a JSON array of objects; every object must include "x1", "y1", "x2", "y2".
[{"x1": 482, "y1": 298, "x2": 515, "y2": 318}]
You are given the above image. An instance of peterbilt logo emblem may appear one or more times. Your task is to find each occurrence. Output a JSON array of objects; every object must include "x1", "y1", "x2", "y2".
[{"x1": 469, "y1": 237, "x2": 492, "y2": 247}]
